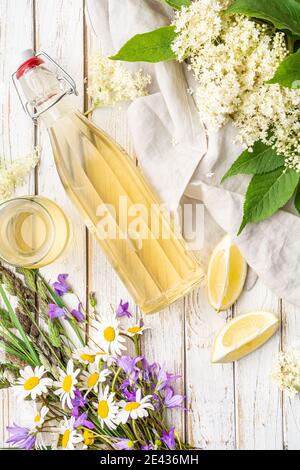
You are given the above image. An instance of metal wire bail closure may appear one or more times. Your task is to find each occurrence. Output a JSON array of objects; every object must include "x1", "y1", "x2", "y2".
[{"x1": 12, "y1": 51, "x2": 78, "y2": 123}]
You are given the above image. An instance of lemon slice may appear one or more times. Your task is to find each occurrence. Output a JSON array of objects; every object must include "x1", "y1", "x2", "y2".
[
  {"x1": 211, "y1": 311, "x2": 280, "y2": 363},
  {"x1": 207, "y1": 235, "x2": 247, "y2": 311}
]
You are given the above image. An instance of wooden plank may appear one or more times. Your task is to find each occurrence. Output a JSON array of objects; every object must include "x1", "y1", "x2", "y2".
[
  {"x1": 0, "y1": 0, "x2": 35, "y2": 447},
  {"x1": 35, "y1": 0, "x2": 86, "y2": 314},
  {"x1": 185, "y1": 287, "x2": 235, "y2": 449},
  {"x1": 282, "y1": 300, "x2": 300, "y2": 450},
  {"x1": 234, "y1": 281, "x2": 283, "y2": 449}
]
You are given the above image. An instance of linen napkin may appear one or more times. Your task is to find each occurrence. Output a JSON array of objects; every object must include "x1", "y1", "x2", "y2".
[{"x1": 86, "y1": 0, "x2": 300, "y2": 307}]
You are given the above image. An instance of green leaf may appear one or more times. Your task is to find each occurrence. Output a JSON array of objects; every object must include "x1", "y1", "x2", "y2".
[
  {"x1": 294, "y1": 183, "x2": 300, "y2": 214},
  {"x1": 226, "y1": 0, "x2": 300, "y2": 37},
  {"x1": 238, "y1": 168, "x2": 300, "y2": 234},
  {"x1": 165, "y1": 0, "x2": 191, "y2": 9},
  {"x1": 222, "y1": 142, "x2": 284, "y2": 182},
  {"x1": 267, "y1": 49, "x2": 300, "y2": 88},
  {"x1": 110, "y1": 26, "x2": 177, "y2": 63},
  {"x1": 0, "y1": 308, "x2": 13, "y2": 329},
  {"x1": 48, "y1": 319, "x2": 62, "y2": 348},
  {"x1": 0, "y1": 284, "x2": 40, "y2": 365}
]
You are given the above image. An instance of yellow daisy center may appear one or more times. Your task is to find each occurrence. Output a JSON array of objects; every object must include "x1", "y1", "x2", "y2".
[
  {"x1": 34, "y1": 415, "x2": 41, "y2": 423},
  {"x1": 62, "y1": 429, "x2": 70, "y2": 449},
  {"x1": 98, "y1": 400, "x2": 109, "y2": 419},
  {"x1": 62, "y1": 375, "x2": 73, "y2": 393},
  {"x1": 24, "y1": 376, "x2": 40, "y2": 391},
  {"x1": 80, "y1": 353, "x2": 95, "y2": 363},
  {"x1": 128, "y1": 326, "x2": 141, "y2": 334},
  {"x1": 103, "y1": 326, "x2": 116, "y2": 342},
  {"x1": 124, "y1": 402, "x2": 140, "y2": 411},
  {"x1": 128, "y1": 440, "x2": 134, "y2": 449},
  {"x1": 87, "y1": 372, "x2": 99, "y2": 389},
  {"x1": 83, "y1": 430, "x2": 94, "y2": 446}
]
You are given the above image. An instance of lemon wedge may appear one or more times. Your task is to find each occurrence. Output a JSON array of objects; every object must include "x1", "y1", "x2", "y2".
[
  {"x1": 207, "y1": 235, "x2": 247, "y2": 311},
  {"x1": 211, "y1": 311, "x2": 280, "y2": 363}
]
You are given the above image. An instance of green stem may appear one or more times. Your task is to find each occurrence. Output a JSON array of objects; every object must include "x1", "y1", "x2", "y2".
[
  {"x1": 131, "y1": 420, "x2": 144, "y2": 445},
  {"x1": 287, "y1": 35, "x2": 295, "y2": 53},
  {"x1": 111, "y1": 367, "x2": 122, "y2": 392}
]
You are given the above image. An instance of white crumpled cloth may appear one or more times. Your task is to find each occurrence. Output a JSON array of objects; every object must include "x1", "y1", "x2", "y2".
[{"x1": 86, "y1": 0, "x2": 300, "y2": 307}]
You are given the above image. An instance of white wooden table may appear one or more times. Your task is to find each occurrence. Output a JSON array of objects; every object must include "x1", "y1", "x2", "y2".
[{"x1": 1, "y1": 0, "x2": 300, "y2": 450}]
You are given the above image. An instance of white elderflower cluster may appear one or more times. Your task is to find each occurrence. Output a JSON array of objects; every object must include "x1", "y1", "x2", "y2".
[
  {"x1": 273, "y1": 351, "x2": 300, "y2": 397},
  {"x1": 87, "y1": 52, "x2": 151, "y2": 110},
  {"x1": 172, "y1": 1, "x2": 300, "y2": 171},
  {"x1": 0, "y1": 149, "x2": 39, "y2": 201}
]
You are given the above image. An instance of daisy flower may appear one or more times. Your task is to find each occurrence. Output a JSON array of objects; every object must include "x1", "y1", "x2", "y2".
[
  {"x1": 126, "y1": 324, "x2": 147, "y2": 338},
  {"x1": 13, "y1": 366, "x2": 52, "y2": 400},
  {"x1": 59, "y1": 417, "x2": 83, "y2": 450},
  {"x1": 93, "y1": 314, "x2": 126, "y2": 356},
  {"x1": 31, "y1": 406, "x2": 49, "y2": 430},
  {"x1": 118, "y1": 389, "x2": 154, "y2": 423},
  {"x1": 73, "y1": 346, "x2": 96, "y2": 365},
  {"x1": 54, "y1": 360, "x2": 80, "y2": 409},
  {"x1": 93, "y1": 385, "x2": 119, "y2": 430},
  {"x1": 81, "y1": 363, "x2": 111, "y2": 394}
]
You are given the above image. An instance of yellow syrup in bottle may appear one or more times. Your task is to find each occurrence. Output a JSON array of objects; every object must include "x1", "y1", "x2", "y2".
[{"x1": 15, "y1": 53, "x2": 204, "y2": 313}]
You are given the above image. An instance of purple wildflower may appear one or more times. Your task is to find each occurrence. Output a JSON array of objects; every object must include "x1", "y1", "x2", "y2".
[
  {"x1": 71, "y1": 389, "x2": 87, "y2": 410},
  {"x1": 71, "y1": 303, "x2": 85, "y2": 323},
  {"x1": 122, "y1": 387, "x2": 137, "y2": 402},
  {"x1": 74, "y1": 412, "x2": 95, "y2": 430},
  {"x1": 114, "y1": 438, "x2": 135, "y2": 450},
  {"x1": 164, "y1": 387, "x2": 185, "y2": 409},
  {"x1": 161, "y1": 427, "x2": 176, "y2": 450},
  {"x1": 52, "y1": 274, "x2": 72, "y2": 296},
  {"x1": 117, "y1": 356, "x2": 142, "y2": 375},
  {"x1": 6, "y1": 424, "x2": 36, "y2": 450},
  {"x1": 156, "y1": 366, "x2": 181, "y2": 391},
  {"x1": 116, "y1": 300, "x2": 132, "y2": 318},
  {"x1": 48, "y1": 303, "x2": 66, "y2": 320},
  {"x1": 141, "y1": 443, "x2": 154, "y2": 450}
]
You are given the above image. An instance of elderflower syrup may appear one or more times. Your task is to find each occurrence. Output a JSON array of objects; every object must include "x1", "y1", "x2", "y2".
[
  {"x1": 0, "y1": 196, "x2": 71, "y2": 268},
  {"x1": 13, "y1": 50, "x2": 204, "y2": 313}
]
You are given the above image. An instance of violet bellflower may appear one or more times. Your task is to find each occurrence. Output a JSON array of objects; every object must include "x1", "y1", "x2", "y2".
[
  {"x1": 116, "y1": 300, "x2": 132, "y2": 318},
  {"x1": 52, "y1": 273, "x2": 72, "y2": 296},
  {"x1": 71, "y1": 303, "x2": 85, "y2": 323},
  {"x1": 48, "y1": 303, "x2": 66, "y2": 320},
  {"x1": 163, "y1": 386, "x2": 185, "y2": 409},
  {"x1": 74, "y1": 412, "x2": 95, "y2": 430},
  {"x1": 71, "y1": 388, "x2": 87, "y2": 410},
  {"x1": 141, "y1": 443, "x2": 155, "y2": 450},
  {"x1": 6, "y1": 423, "x2": 36, "y2": 450},
  {"x1": 161, "y1": 427, "x2": 176, "y2": 450}
]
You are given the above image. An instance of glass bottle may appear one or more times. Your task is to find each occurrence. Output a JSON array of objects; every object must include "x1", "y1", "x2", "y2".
[{"x1": 13, "y1": 50, "x2": 203, "y2": 313}]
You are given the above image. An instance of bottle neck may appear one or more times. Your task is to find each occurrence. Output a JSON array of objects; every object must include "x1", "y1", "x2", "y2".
[{"x1": 17, "y1": 64, "x2": 75, "y2": 126}]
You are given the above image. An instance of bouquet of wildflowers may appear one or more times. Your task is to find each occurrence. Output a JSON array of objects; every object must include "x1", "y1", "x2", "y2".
[{"x1": 0, "y1": 264, "x2": 186, "y2": 450}]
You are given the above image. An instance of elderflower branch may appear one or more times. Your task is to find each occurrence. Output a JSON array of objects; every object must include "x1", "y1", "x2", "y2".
[
  {"x1": 87, "y1": 52, "x2": 151, "y2": 112},
  {"x1": 172, "y1": 0, "x2": 300, "y2": 171},
  {"x1": 0, "y1": 148, "x2": 39, "y2": 201}
]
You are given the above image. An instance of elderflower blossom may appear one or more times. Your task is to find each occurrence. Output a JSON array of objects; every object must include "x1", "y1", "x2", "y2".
[
  {"x1": 273, "y1": 351, "x2": 300, "y2": 397},
  {"x1": 0, "y1": 148, "x2": 39, "y2": 201},
  {"x1": 87, "y1": 52, "x2": 151, "y2": 109},
  {"x1": 172, "y1": 1, "x2": 300, "y2": 171}
]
